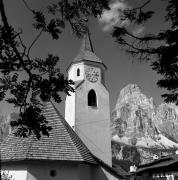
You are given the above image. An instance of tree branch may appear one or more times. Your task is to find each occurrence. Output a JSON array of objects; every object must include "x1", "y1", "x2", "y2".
[
  {"x1": 27, "y1": 28, "x2": 44, "y2": 57},
  {"x1": 132, "y1": 0, "x2": 152, "y2": 11},
  {"x1": 0, "y1": 0, "x2": 33, "y2": 113},
  {"x1": 120, "y1": 39, "x2": 156, "y2": 55},
  {"x1": 0, "y1": 0, "x2": 32, "y2": 76}
]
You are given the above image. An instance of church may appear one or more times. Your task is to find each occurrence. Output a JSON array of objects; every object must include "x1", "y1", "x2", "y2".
[{"x1": 0, "y1": 32, "x2": 128, "y2": 180}]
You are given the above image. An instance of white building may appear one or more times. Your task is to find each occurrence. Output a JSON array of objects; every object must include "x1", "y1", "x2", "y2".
[{"x1": 65, "y1": 32, "x2": 111, "y2": 166}]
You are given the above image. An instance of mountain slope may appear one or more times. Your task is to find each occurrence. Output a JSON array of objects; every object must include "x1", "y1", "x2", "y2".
[{"x1": 111, "y1": 84, "x2": 178, "y2": 164}]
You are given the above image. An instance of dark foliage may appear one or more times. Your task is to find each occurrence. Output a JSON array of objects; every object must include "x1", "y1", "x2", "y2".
[
  {"x1": 0, "y1": 0, "x2": 109, "y2": 139},
  {"x1": 112, "y1": 157, "x2": 134, "y2": 172},
  {"x1": 112, "y1": 140, "x2": 122, "y2": 157},
  {"x1": 122, "y1": 146, "x2": 141, "y2": 165},
  {"x1": 47, "y1": 0, "x2": 110, "y2": 37},
  {"x1": 112, "y1": 0, "x2": 178, "y2": 104},
  {"x1": 10, "y1": 105, "x2": 52, "y2": 139},
  {"x1": 111, "y1": 141, "x2": 141, "y2": 166}
]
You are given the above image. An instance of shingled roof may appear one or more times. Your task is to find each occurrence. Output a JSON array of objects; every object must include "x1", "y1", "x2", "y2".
[
  {"x1": 73, "y1": 31, "x2": 102, "y2": 63},
  {"x1": 0, "y1": 102, "x2": 128, "y2": 178},
  {"x1": 0, "y1": 102, "x2": 97, "y2": 164}
]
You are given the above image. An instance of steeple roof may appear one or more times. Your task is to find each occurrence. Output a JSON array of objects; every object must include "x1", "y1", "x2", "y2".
[
  {"x1": 73, "y1": 31, "x2": 102, "y2": 63},
  {"x1": 0, "y1": 102, "x2": 97, "y2": 164},
  {"x1": 80, "y1": 31, "x2": 94, "y2": 52}
]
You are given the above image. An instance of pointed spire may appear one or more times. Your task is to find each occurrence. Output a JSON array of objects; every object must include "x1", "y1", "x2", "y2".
[
  {"x1": 73, "y1": 29, "x2": 102, "y2": 63},
  {"x1": 80, "y1": 30, "x2": 94, "y2": 53}
]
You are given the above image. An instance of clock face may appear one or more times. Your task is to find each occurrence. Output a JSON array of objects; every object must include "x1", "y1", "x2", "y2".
[{"x1": 85, "y1": 67, "x2": 99, "y2": 83}]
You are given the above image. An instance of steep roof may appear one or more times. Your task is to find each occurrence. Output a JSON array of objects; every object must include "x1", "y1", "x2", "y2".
[
  {"x1": 73, "y1": 31, "x2": 102, "y2": 63},
  {"x1": 0, "y1": 102, "x2": 97, "y2": 164},
  {"x1": 0, "y1": 102, "x2": 127, "y2": 178}
]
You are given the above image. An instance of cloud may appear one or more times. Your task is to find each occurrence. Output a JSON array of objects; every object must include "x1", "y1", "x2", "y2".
[
  {"x1": 99, "y1": 0, "x2": 129, "y2": 32},
  {"x1": 99, "y1": 0, "x2": 145, "y2": 35},
  {"x1": 132, "y1": 26, "x2": 145, "y2": 36}
]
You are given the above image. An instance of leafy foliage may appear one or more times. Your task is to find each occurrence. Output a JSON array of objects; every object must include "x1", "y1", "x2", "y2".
[
  {"x1": 112, "y1": 141, "x2": 121, "y2": 157},
  {"x1": 0, "y1": 0, "x2": 110, "y2": 139},
  {"x1": 10, "y1": 106, "x2": 52, "y2": 139},
  {"x1": 112, "y1": 141, "x2": 141, "y2": 166},
  {"x1": 112, "y1": 0, "x2": 178, "y2": 104},
  {"x1": 47, "y1": 0, "x2": 110, "y2": 37},
  {"x1": 112, "y1": 157, "x2": 134, "y2": 172}
]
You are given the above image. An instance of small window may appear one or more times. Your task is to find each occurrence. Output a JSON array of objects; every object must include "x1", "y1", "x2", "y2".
[
  {"x1": 77, "y1": 68, "x2": 80, "y2": 76},
  {"x1": 50, "y1": 170, "x2": 56, "y2": 177},
  {"x1": 88, "y1": 89, "x2": 97, "y2": 107}
]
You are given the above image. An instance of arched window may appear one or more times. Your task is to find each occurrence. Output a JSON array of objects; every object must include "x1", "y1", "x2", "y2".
[
  {"x1": 77, "y1": 68, "x2": 80, "y2": 76},
  {"x1": 88, "y1": 89, "x2": 97, "y2": 107}
]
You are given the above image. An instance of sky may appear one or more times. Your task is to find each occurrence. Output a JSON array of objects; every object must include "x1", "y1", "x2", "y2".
[{"x1": 0, "y1": 0, "x2": 169, "y2": 116}]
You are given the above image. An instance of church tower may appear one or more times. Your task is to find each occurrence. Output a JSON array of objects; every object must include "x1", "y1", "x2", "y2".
[{"x1": 65, "y1": 32, "x2": 112, "y2": 166}]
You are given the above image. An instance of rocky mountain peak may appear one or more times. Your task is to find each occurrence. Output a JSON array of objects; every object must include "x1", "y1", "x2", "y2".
[
  {"x1": 115, "y1": 84, "x2": 155, "y2": 111},
  {"x1": 119, "y1": 84, "x2": 141, "y2": 97},
  {"x1": 154, "y1": 103, "x2": 178, "y2": 143},
  {"x1": 112, "y1": 84, "x2": 158, "y2": 145},
  {"x1": 112, "y1": 84, "x2": 178, "y2": 164}
]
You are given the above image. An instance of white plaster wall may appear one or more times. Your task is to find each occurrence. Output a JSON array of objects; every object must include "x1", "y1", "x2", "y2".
[
  {"x1": 2, "y1": 170, "x2": 27, "y2": 180},
  {"x1": 68, "y1": 62, "x2": 85, "y2": 81},
  {"x1": 65, "y1": 89, "x2": 75, "y2": 128},
  {"x1": 1, "y1": 162, "x2": 122, "y2": 180},
  {"x1": 66, "y1": 63, "x2": 112, "y2": 166},
  {"x1": 2, "y1": 165, "x2": 27, "y2": 180},
  {"x1": 78, "y1": 164, "x2": 92, "y2": 180},
  {"x1": 91, "y1": 166, "x2": 123, "y2": 180},
  {"x1": 75, "y1": 79, "x2": 112, "y2": 166},
  {"x1": 27, "y1": 162, "x2": 79, "y2": 180},
  {"x1": 65, "y1": 62, "x2": 85, "y2": 127}
]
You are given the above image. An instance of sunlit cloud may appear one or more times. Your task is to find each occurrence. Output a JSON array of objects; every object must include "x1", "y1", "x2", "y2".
[
  {"x1": 99, "y1": 0, "x2": 130, "y2": 32},
  {"x1": 99, "y1": 0, "x2": 145, "y2": 35}
]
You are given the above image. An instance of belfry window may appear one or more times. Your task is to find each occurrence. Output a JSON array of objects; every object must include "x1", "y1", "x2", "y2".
[
  {"x1": 88, "y1": 89, "x2": 97, "y2": 107},
  {"x1": 77, "y1": 68, "x2": 80, "y2": 76}
]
